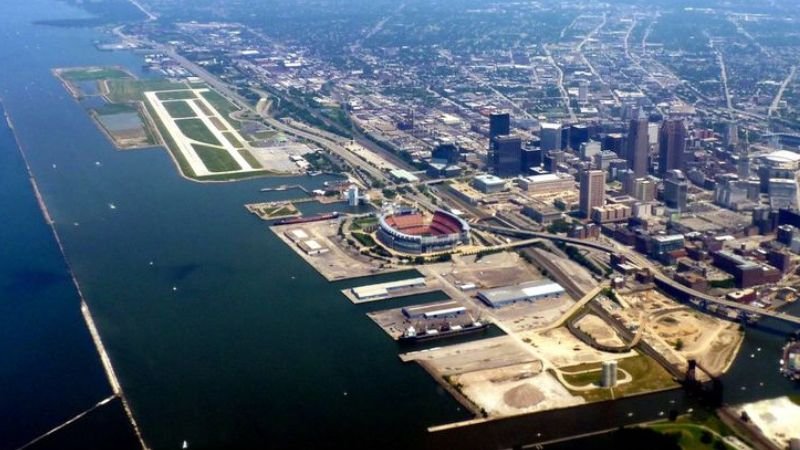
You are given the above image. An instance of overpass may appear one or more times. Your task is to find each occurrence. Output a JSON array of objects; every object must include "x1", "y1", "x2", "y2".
[{"x1": 473, "y1": 223, "x2": 800, "y2": 327}]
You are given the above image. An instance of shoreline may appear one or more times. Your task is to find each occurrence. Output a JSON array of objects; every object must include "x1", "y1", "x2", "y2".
[{"x1": 2, "y1": 102, "x2": 149, "y2": 450}]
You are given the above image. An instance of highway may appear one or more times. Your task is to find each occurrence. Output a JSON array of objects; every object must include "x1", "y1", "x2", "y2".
[{"x1": 473, "y1": 223, "x2": 800, "y2": 327}]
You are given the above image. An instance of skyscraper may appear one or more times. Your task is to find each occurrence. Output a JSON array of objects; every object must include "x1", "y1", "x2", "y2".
[
  {"x1": 658, "y1": 119, "x2": 687, "y2": 176},
  {"x1": 663, "y1": 170, "x2": 688, "y2": 212},
  {"x1": 489, "y1": 113, "x2": 510, "y2": 141},
  {"x1": 579, "y1": 169, "x2": 605, "y2": 218},
  {"x1": 488, "y1": 113, "x2": 511, "y2": 174},
  {"x1": 491, "y1": 134, "x2": 522, "y2": 177},
  {"x1": 627, "y1": 111, "x2": 649, "y2": 177},
  {"x1": 540, "y1": 122, "x2": 562, "y2": 153}
]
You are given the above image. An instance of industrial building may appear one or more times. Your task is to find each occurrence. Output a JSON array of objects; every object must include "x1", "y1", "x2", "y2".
[
  {"x1": 518, "y1": 172, "x2": 575, "y2": 194},
  {"x1": 402, "y1": 301, "x2": 466, "y2": 320},
  {"x1": 478, "y1": 280, "x2": 565, "y2": 308},
  {"x1": 351, "y1": 277, "x2": 427, "y2": 301},
  {"x1": 298, "y1": 239, "x2": 329, "y2": 256}
]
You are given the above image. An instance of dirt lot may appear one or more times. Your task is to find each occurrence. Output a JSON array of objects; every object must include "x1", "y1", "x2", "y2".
[
  {"x1": 616, "y1": 290, "x2": 744, "y2": 377},
  {"x1": 518, "y1": 326, "x2": 637, "y2": 369},
  {"x1": 574, "y1": 314, "x2": 625, "y2": 347},
  {"x1": 441, "y1": 252, "x2": 541, "y2": 289},
  {"x1": 454, "y1": 363, "x2": 584, "y2": 417}
]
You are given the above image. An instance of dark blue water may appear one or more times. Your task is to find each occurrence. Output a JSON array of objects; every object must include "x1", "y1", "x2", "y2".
[
  {"x1": 0, "y1": 103, "x2": 122, "y2": 448},
  {"x1": 1, "y1": 1, "x2": 799, "y2": 449}
]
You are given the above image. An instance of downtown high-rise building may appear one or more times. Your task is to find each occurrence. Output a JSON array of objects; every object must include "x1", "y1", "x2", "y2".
[
  {"x1": 579, "y1": 169, "x2": 605, "y2": 218},
  {"x1": 658, "y1": 119, "x2": 688, "y2": 177},
  {"x1": 488, "y1": 112, "x2": 511, "y2": 174},
  {"x1": 627, "y1": 111, "x2": 649, "y2": 177},
  {"x1": 491, "y1": 134, "x2": 522, "y2": 177},
  {"x1": 540, "y1": 122, "x2": 562, "y2": 153},
  {"x1": 489, "y1": 113, "x2": 510, "y2": 141}
]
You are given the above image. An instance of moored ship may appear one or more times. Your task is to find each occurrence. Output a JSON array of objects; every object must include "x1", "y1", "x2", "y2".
[
  {"x1": 398, "y1": 320, "x2": 489, "y2": 344},
  {"x1": 274, "y1": 211, "x2": 339, "y2": 225}
]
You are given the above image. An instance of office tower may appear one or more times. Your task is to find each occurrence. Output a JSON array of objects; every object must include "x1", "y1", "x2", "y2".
[
  {"x1": 521, "y1": 146, "x2": 542, "y2": 173},
  {"x1": 432, "y1": 142, "x2": 461, "y2": 165},
  {"x1": 579, "y1": 169, "x2": 605, "y2": 218},
  {"x1": 489, "y1": 113, "x2": 510, "y2": 141},
  {"x1": 602, "y1": 133, "x2": 625, "y2": 155},
  {"x1": 658, "y1": 119, "x2": 688, "y2": 176},
  {"x1": 663, "y1": 169, "x2": 688, "y2": 212},
  {"x1": 627, "y1": 110, "x2": 649, "y2": 177},
  {"x1": 540, "y1": 122, "x2": 562, "y2": 152},
  {"x1": 491, "y1": 134, "x2": 522, "y2": 177},
  {"x1": 569, "y1": 123, "x2": 590, "y2": 150},
  {"x1": 580, "y1": 140, "x2": 601, "y2": 160}
]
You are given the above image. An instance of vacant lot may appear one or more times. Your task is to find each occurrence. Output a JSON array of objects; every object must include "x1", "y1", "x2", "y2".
[{"x1": 192, "y1": 144, "x2": 241, "y2": 172}]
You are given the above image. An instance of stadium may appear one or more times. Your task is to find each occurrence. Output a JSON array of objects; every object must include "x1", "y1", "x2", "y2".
[{"x1": 376, "y1": 208, "x2": 471, "y2": 255}]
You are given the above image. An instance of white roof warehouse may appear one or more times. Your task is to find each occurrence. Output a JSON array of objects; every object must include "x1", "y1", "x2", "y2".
[{"x1": 478, "y1": 280, "x2": 565, "y2": 308}]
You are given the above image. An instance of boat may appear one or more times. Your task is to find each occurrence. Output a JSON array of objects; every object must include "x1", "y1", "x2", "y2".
[
  {"x1": 274, "y1": 211, "x2": 339, "y2": 225},
  {"x1": 780, "y1": 331, "x2": 800, "y2": 381},
  {"x1": 398, "y1": 320, "x2": 489, "y2": 344}
]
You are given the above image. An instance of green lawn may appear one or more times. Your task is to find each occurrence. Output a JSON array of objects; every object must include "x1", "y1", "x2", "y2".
[
  {"x1": 176, "y1": 118, "x2": 221, "y2": 146},
  {"x1": 614, "y1": 353, "x2": 678, "y2": 396},
  {"x1": 163, "y1": 101, "x2": 196, "y2": 119},
  {"x1": 352, "y1": 232, "x2": 377, "y2": 247},
  {"x1": 60, "y1": 67, "x2": 131, "y2": 81},
  {"x1": 562, "y1": 368, "x2": 604, "y2": 387},
  {"x1": 144, "y1": 101, "x2": 195, "y2": 178},
  {"x1": 238, "y1": 150, "x2": 262, "y2": 168},
  {"x1": 156, "y1": 90, "x2": 197, "y2": 101},
  {"x1": 201, "y1": 90, "x2": 240, "y2": 127},
  {"x1": 558, "y1": 353, "x2": 677, "y2": 403},
  {"x1": 224, "y1": 132, "x2": 244, "y2": 148},
  {"x1": 192, "y1": 144, "x2": 241, "y2": 173},
  {"x1": 107, "y1": 79, "x2": 185, "y2": 103}
]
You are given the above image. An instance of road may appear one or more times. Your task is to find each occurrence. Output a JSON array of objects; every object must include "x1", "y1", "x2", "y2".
[
  {"x1": 769, "y1": 65, "x2": 796, "y2": 117},
  {"x1": 473, "y1": 223, "x2": 800, "y2": 327},
  {"x1": 543, "y1": 44, "x2": 576, "y2": 121}
]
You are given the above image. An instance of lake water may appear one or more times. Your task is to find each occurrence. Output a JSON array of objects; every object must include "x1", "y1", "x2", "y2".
[{"x1": 0, "y1": 1, "x2": 798, "y2": 449}]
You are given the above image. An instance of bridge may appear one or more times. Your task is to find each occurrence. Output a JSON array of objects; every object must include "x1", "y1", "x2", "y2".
[{"x1": 473, "y1": 223, "x2": 800, "y2": 327}]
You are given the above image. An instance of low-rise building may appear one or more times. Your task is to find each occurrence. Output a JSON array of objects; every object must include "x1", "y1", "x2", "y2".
[{"x1": 478, "y1": 280, "x2": 565, "y2": 308}]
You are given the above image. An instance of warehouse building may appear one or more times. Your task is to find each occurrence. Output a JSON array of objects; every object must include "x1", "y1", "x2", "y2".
[
  {"x1": 351, "y1": 277, "x2": 427, "y2": 301},
  {"x1": 478, "y1": 279, "x2": 565, "y2": 308},
  {"x1": 402, "y1": 301, "x2": 466, "y2": 320}
]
